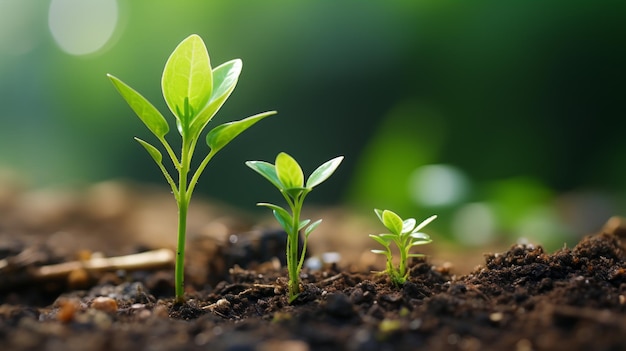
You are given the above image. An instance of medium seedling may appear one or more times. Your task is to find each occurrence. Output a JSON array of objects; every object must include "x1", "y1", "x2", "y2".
[
  {"x1": 246, "y1": 152, "x2": 343, "y2": 302},
  {"x1": 370, "y1": 209, "x2": 436, "y2": 286},
  {"x1": 107, "y1": 34, "x2": 276, "y2": 303}
]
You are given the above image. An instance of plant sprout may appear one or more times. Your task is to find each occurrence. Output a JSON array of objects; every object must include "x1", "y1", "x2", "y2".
[
  {"x1": 370, "y1": 209, "x2": 436, "y2": 286},
  {"x1": 246, "y1": 152, "x2": 343, "y2": 303},
  {"x1": 107, "y1": 34, "x2": 276, "y2": 303}
]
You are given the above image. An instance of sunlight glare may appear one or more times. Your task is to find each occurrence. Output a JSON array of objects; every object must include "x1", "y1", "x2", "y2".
[{"x1": 48, "y1": 0, "x2": 118, "y2": 56}]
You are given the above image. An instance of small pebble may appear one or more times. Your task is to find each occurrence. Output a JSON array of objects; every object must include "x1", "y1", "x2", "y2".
[
  {"x1": 214, "y1": 298, "x2": 231, "y2": 314},
  {"x1": 489, "y1": 312, "x2": 503, "y2": 322},
  {"x1": 91, "y1": 296, "x2": 118, "y2": 314},
  {"x1": 56, "y1": 299, "x2": 79, "y2": 323},
  {"x1": 216, "y1": 298, "x2": 231, "y2": 308}
]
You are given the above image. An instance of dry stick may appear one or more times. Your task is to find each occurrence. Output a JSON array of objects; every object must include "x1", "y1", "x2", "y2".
[
  {"x1": 34, "y1": 249, "x2": 175, "y2": 280},
  {"x1": 319, "y1": 273, "x2": 343, "y2": 286},
  {"x1": 0, "y1": 249, "x2": 175, "y2": 291}
]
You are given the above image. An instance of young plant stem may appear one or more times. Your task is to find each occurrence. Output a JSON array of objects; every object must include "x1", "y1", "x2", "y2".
[
  {"x1": 175, "y1": 195, "x2": 189, "y2": 303},
  {"x1": 175, "y1": 156, "x2": 188, "y2": 303},
  {"x1": 281, "y1": 190, "x2": 309, "y2": 303},
  {"x1": 286, "y1": 194, "x2": 301, "y2": 302},
  {"x1": 398, "y1": 241, "x2": 408, "y2": 283},
  {"x1": 174, "y1": 130, "x2": 192, "y2": 303}
]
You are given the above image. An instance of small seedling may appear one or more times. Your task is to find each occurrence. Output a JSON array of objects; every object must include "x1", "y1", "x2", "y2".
[
  {"x1": 370, "y1": 209, "x2": 436, "y2": 286},
  {"x1": 246, "y1": 152, "x2": 343, "y2": 302},
  {"x1": 107, "y1": 34, "x2": 276, "y2": 303}
]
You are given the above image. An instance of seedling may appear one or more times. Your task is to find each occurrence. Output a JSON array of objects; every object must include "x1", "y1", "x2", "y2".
[
  {"x1": 370, "y1": 209, "x2": 436, "y2": 286},
  {"x1": 246, "y1": 152, "x2": 343, "y2": 302},
  {"x1": 107, "y1": 34, "x2": 276, "y2": 303}
]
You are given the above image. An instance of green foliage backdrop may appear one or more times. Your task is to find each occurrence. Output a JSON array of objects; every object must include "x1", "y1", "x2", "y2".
[{"x1": 1, "y1": 0, "x2": 624, "y2": 248}]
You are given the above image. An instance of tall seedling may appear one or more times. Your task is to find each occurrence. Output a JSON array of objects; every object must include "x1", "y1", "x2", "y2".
[{"x1": 108, "y1": 34, "x2": 276, "y2": 303}]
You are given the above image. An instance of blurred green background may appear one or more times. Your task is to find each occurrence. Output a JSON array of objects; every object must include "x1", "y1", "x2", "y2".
[{"x1": 1, "y1": 0, "x2": 625, "y2": 249}]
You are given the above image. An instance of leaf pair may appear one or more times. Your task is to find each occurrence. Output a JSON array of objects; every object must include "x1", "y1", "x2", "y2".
[
  {"x1": 246, "y1": 152, "x2": 344, "y2": 195},
  {"x1": 246, "y1": 152, "x2": 343, "y2": 233}
]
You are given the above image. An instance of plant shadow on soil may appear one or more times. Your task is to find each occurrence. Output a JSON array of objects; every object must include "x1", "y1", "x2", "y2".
[{"x1": 1, "y1": 183, "x2": 626, "y2": 350}]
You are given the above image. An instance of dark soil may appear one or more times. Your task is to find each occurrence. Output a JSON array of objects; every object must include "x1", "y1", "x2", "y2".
[{"x1": 2, "y1": 180, "x2": 626, "y2": 351}]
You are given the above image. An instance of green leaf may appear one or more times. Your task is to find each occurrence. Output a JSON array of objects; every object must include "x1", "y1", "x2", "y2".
[
  {"x1": 206, "y1": 111, "x2": 276, "y2": 153},
  {"x1": 410, "y1": 232, "x2": 431, "y2": 241},
  {"x1": 275, "y1": 152, "x2": 304, "y2": 189},
  {"x1": 410, "y1": 233, "x2": 432, "y2": 248},
  {"x1": 371, "y1": 249, "x2": 388, "y2": 255},
  {"x1": 272, "y1": 210, "x2": 292, "y2": 231},
  {"x1": 410, "y1": 240, "x2": 432, "y2": 248},
  {"x1": 382, "y1": 210, "x2": 404, "y2": 235},
  {"x1": 134, "y1": 137, "x2": 163, "y2": 164},
  {"x1": 306, "y1": 156, "x2": 344, "y2": 189},
  {"x1": 298, "y1": 219, "x2": 311, "y2": 231},
  {"x1": 402, "y1": 218, "x2": 417, "y2": 234},
  {"x1": 257, "y1": 202, "x2": 293, "y2": 231},
  {"x1": 374, "y1": 209, "x2": 384, "y2": 223},
  {"x1": 414, "y1": 215, "x2": 437, "y2": 233},
  {"x1": 369, "y1": 234, "x2": 391, "y2": 247},
  {"x1": 190, "y1": 59, "x2": 243, "y2": 138},
  {"x1": 245, "y1": 161, "x2": 283, "y2": 190},
  {"x1": 303, "y1": 219, "x2": 322, "y2": 237},
  {"x1": 379, "y1": 233, "x2": 398, "y2": 241},
  {"x1": 107, "y1": 75, "x2": 169, "y2": 138},
  {"x1": 162, "y1": 34, "x2": 212, "y2": 126}
]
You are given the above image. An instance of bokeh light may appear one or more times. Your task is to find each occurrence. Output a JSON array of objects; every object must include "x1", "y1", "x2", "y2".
[
  {"x1": 409, "y1": 164, "x2": 469, "y2": 208},
  {"x1": 48, "y1": 0, "x2": 119, "y2": 56},
  {"x1": 0, "y1": 1, "x2": 42, "y2": 57},
  {"x1": 451, "y1": 203, "x2": 496, "y2": 246}
]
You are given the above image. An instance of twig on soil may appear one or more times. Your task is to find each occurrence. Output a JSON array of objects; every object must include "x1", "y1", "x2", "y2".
[
  {"x1": 34, "y1": 249, "x2": 175, "y2": 279},
  {"x1": 0, "y1": 249, "x2": 174, "y2": 291},
  {"x1": 319, "y1": 273, "x2": 344, "y2": 286}
]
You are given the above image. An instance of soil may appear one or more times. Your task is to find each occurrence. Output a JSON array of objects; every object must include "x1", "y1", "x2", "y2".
[{"x1": 2, "y1": 178, "x2": 626, "y2": 351}]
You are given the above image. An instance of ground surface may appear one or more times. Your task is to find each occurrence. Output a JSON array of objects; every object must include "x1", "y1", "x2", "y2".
[{"x1": 1, "y1": 178, "x2": 626, "y2": 350}]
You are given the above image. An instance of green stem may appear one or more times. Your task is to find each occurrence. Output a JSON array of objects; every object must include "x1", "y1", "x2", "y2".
[
  {"x1": 175, "y1": 134, "x2": 191, "y2": 303},
  {"x1": 287, "y1": 195, "x2": 303, "y2": 303},
  {"x1": 395, "y1": 236, "x2": 409, "y2": 285},
  {"x1": 175, "y1": 194, "x2": 189, "y2": 303},
  {"x1": 398, "y1": 244, "x2": 407, "y2": 282}
]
